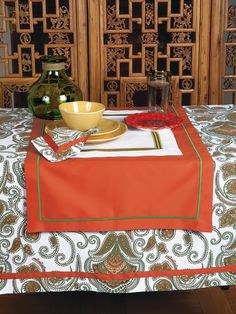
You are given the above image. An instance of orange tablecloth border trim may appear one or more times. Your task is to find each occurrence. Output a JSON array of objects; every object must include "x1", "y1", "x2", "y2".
[{"x1": 0, "y1": 265, "x2": 235, "y2": 281}]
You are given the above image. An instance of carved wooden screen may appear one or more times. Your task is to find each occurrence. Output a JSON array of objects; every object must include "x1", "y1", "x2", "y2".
[
  {"x1": 1, "y1": 1, "x2": 234, "y2": 108},
  {"x1": 223, "y1": 0, "x2": 236, "y2": 104},
  {"x1": 89, "y1": 0, "x2": 210, "y2": 107},
  {"x1": 0, "y1": 0, "x2": 88, "y2": 108},
  {"x1": 209, "y1": 0, "x2": 236, "y2": 105}
]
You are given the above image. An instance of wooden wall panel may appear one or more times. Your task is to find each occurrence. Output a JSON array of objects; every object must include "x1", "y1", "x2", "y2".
[
  {"x1": 0, "y1": 1, "x2": 234, "y2": 108},
  {"x1": 210, "y1": 0, "x2": 236, "y2": 105},
  {"x1": 89, "y1": 0, "x2": 211, "y2": 107},
  {"x1": 223, "y1": 0, "x2": 236, "y2": 104}
]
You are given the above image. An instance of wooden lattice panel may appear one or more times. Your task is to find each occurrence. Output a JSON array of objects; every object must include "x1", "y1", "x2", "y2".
[
  {"x1": 0, "y1": 0, "x2": 87, "y2": 108},
  {"x1": 98, "y1": 0, "x2": 202, "y2": 107},
  {"x1": 223, "y1": 0, "x2": 236, "y2": 104}
]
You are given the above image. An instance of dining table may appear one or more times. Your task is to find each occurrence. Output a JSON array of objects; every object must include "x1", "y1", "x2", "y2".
[{"x1": 0, "y1": 104, "x2": 235, "y2": 295}]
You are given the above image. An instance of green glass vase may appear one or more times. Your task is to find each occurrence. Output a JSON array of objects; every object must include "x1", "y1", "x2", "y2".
[{"x1": 27, "y1": 55, "x2": 83, "y2": 120}]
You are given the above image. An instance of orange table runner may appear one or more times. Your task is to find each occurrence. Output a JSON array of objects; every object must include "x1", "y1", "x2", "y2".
[{"x1": 25, "y1": 106, "x2": 214, "y2": 233}]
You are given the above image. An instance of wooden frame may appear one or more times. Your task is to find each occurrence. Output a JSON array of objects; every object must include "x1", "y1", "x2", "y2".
[
  {"x1": 198, "y1": 0, "x2": 211, "y2": 105},
  {"x1": 88, "y1": 0, "x2": 102, "y2": 102},
  {"x1": 209, "y1": 0, "x2": 225, "y2": 104},
  {"x1": 76, "y1": 0, "x2": 89, "y2": 100}
]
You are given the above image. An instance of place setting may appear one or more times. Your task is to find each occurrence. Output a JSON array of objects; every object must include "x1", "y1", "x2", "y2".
[
  {"x1": 24, "y1": 65, "x2": 214, "y2": 235},
  {"x1": 29, "y1": 66, "x2": 187, "y2": 162},
  {"x1": 45, "y1": 106, "x2": 128, "y2": 144},
  {"x1": 31, "y1": 98, "x2": 185, "y2": 162},
  {"x1": 31, "y1": 101, "x2": 127, "y2": 161}
]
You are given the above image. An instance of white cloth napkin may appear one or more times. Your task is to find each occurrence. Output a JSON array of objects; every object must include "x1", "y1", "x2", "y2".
[{"x1": 79, "y1": 112, "x2": 182, "y2": 158}]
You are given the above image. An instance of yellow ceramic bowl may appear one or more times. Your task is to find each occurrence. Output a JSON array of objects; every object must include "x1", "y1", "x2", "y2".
[{"x1": 59, "y1": 101, "x2": 105, "y2": 131}]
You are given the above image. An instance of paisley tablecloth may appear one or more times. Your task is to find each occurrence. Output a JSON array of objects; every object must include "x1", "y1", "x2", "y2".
[{"x1": 0, "y1": 105, "x2": 235, "y2": 294}]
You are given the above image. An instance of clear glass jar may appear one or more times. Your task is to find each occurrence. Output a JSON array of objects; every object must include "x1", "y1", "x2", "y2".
[
  {"x1": 147, "y1": 70, "x2": 171, "y2": 113},
  {"x1": 27, "y1": 55, "x2": 83, "y2": 120}
]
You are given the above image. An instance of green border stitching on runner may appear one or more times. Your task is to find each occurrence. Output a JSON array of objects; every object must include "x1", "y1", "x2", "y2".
[
  {"x1": 37, "y1": 108, "x2": 202, "y2": 222},
  {"x1": 172, "y1": 106, "x2": 202, "y2": 219},
  {"x1": 37, "y1": 120, "x2": 46, "y2": 221}
]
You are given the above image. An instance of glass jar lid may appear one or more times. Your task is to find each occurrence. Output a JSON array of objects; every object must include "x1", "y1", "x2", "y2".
[{"x1": 41, "y1": 55, "x2": 67, "y2": 71}]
